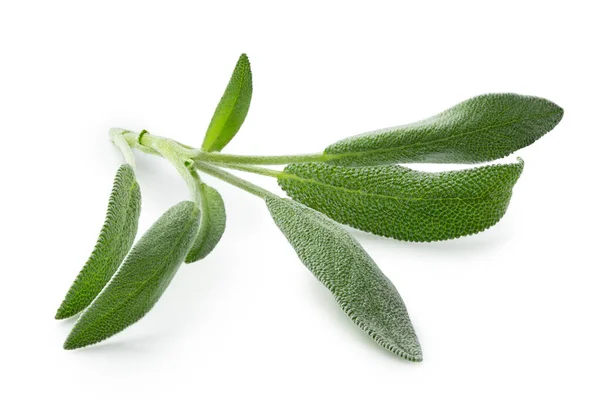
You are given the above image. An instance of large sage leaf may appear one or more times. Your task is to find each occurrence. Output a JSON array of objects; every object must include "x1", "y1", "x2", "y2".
[
  {"x1": 55, "y1": 164, "x2": 141, "y2": 319},
  {"x1": 185, "y1": 183, "x2": 226, "y2": 263},
  {"x1": 279, "y1": 159, "x2": 524, "y2": 242},
  {"x1": 64, "y1": 201, "x2": 200, "y2": 349},
  {"x1": 266, "y1": 197, "x2": 422, "y2": 361},
  {"x1": 201, "y1": 53, "x2": 252, "y2": 152},
  {"x1": 324, "y1": 93, "x2": 562, "y2": 166}
]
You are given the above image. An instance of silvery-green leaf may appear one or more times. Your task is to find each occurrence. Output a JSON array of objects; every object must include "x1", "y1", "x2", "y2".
[
  {"x1": 186, "y1": 183, "x2": 226, "y2": 263},
  {"x1": 266, "y1": 197, "x2": 422, "y2": 361},
  {"x1": 324, "y1": 93, "x2": 562, "y2": 166},
  {"x1": 56, "y1": 164, "x2": 141, "y2": 319},
  {"x1": 279, "y1": 159, "x2": 523, "y2": 242},
  {"x1": 64, "y1": 201, "x2": 200, "y2": 350},
  {"x1": 201, "y1": 53, "x2": 252, "y2": 152}
]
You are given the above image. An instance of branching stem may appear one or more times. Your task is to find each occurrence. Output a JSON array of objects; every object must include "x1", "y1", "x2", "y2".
[
  {"x1": 195, "y1": 162, "x2": 275, "y2": 199},
  {"x1": 111, "y1": 128, "x2": 311, "y2": 200},
  {"x1": 215, "y1": 163, "x2": 284, "y2": 178}
]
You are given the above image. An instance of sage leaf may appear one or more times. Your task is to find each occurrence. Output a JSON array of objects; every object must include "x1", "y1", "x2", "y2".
[
  {"x1": 185, "y1": 183, "x2": 226, "y2": 263},
  {"x1": 324, "y1": 93, "x2": 563, "y2": 166},
  {"x1": 201, "y1": 53, "x2": 252, "y2": 152},
  {"x1": 64, "y1": 201, "x2": 201, "y2": 350},
  {"x1": 55, "y1": 164, "x2": 141, "y2": 320},
  {"x1": 279, "y1": 159, "x2": 524, "y2": 242},
  {"x1": 266, "y1": 197, "x2": 422, "y2": 361}
]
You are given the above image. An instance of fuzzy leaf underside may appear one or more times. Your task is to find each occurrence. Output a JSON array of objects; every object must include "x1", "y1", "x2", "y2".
[
  {"x1": 201, "y1": 53, "x2": 252, "y2": 152},
  {"x1": 185, "y1": 184, "x2": 227, "y2": 263},
  {"x1": 56, "y1": 164, "x2": 141, "y2": 319},
  {"x1": 266, "y1": 197, "x2": 422, "y2": 361},
  {"x1": 64, "y1": 201, "x2": 201, "y2": 350},
  {"x1": 324, "y1": 93, "x2": 563, "y2": 166},
  {"x1": 279, "y1": 160, "x2": 524, "y2": 242}
]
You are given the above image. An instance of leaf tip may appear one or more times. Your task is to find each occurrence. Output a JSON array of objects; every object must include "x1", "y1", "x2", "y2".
[
  {"x1": 62, "y1": 335, "x2": 80, "y2": 351},
  {"x1": 54, "y1": 307, "x2": 69, "y2": 320},
  {"x1": 237, "y1": 53, "x2": 250, "y2": 69}
]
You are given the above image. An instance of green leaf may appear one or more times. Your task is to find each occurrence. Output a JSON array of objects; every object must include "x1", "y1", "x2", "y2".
[
  {"x1": 201, "y1": 53, "x2": 253, "y2": 152},
  {"x1": 185, "y1": 183, "x2": 226, "y2": 263},
  {"x1": 64, "y1": 201, "x2": 201, "y2": 350},
  {"x1": 279, "y1": 159, "x2": 524, "y2": 242},
  {"x1": 266, "y1": 197, "x2": 422, "y2": 361},
  {"x1": 324, "y1": 93, "x2": 563, "y2": 166},
  {"x1": 55, "y1": 164, "x2": 141, "y2": 320}
]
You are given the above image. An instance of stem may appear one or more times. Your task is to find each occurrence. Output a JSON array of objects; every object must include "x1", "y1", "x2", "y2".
[
  {"x1": 109, "y1": 129, "x2": 283, "y2": 199},
  {"x1": 118, "y1": 128, "x2": 334, "y2": 165},
  {"x1": 216, "y1": 163, "x2": 283, "y2": 178},
  {"x1": 109, "y1": 128, "x2": 136, "y2": 167},
  {"x1": 195, "y1": 162, "x2": 275, "y2": 199},
  {"x1": 148, "y1": 137, "x2": 203, "y2": 204},
  {"x1": 193, "y1": 151, "x2": 333, "y2": 165}
]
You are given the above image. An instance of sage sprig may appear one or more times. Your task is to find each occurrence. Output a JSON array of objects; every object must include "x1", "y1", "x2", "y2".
[{"x1": 56, "y1": 54, "x2": 563, "y2": 360}]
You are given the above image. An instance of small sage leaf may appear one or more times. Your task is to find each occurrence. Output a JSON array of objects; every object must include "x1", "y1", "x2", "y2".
[
  {"x1": 324, "y1": 93, "x2": 563, "y2": 166},
  {"x1": 185, "y1": 183, "x2": 226, "y2": 263},
  {"x1": 64, "y1": 201, "x2": 201, "y2": 350},
  {"x1": 266, "y1": 197, "x2": 422, "y2": 361},
  {"x1": 55, "y1": 164, "x2": 141, "y2": 319},
  {"x1": 279, "y1": 159, "x2": 524, "y2": 242},
  {"x1": 201, "y1": 53, "x2": 253, "y2": 152}
]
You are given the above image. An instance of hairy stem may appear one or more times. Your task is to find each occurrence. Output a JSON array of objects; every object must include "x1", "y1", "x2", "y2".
[
  {"x1": 109, "y1": 128, "x2": 137, "y2": 167},
  {"x1": 146, "y1": 136, "x2": 203, "y2": 204},
  {"x1": 193, "y1": 151, "x2": 332, "y2": 165},
  {"x1": 215, "y1": 163, "x2": 284, "y2": 178},
  {"x1": 195, "y1": 162, "x2": 275, "y2": 199},
  {"x1": 112, "y1": 128, "x2": 281, "y2": 199}
]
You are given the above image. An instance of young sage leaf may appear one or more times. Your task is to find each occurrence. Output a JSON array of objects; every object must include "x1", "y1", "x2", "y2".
[
  {"x1": 324, "y1": 93, "x2": 563, "y2": 166},
  {"x1": 63, "y1": 201, "x2": 201, "y2": 350},
  {"x1": 266, "y1": 197, "x2": 422, "y2": 361},
  {"x1": 185, "y1": 183, "x2": 226, "y2": 263},
  {"x1": 55, "y1": 164, "x2": 141, "y2": 319},
  {"x1": 279, "y1": 159, "x2": 524, "y2": 242},
  {"x1": 201, "y1": 53, "x2": 253, "y2": 152}
]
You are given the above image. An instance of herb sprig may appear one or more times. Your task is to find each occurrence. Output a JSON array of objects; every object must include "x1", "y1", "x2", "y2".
[{"x1": 56, "y1": 54, "x2": 563, "y2": 361}]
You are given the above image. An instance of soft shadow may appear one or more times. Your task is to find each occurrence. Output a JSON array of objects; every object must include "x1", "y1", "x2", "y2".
[
  {"x1": 349, "y1": 224, "x2": 511, "y2": 259},
  {"x1": 73, "y1": 332, "x2": 168, "y2": 355}
]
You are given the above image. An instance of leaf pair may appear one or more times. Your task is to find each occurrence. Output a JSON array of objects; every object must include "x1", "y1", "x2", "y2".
[
  {"x1": 57, "y1": 165, "x2": 203, "y2": 349},
  {"x1": 64, "y1": 201, "x2": 200, "y2": 349},
  {"x1": 279, "y1": 93, "x2": 562, "y2": 243}
]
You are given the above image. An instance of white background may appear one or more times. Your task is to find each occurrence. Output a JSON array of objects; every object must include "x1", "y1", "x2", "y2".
[{"x1": 1, "y1": 1, "x2": 598, "y2": 399}]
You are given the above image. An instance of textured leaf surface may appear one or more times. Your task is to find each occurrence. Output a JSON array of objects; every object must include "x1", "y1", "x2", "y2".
[
  {"x1": 266, "y1": 197, "x2": 422, "y2": 361},
  {"x1": 64, "y1": 201, "x2": 200, "y2": 349},
  {"x1": 185, "y1": 184, "x2": 226, "y2": 263},
  {"x1": 279, "y1": 159, "x2": 524, "y2": 242},
  {"x1": 201, "y1": 53, "x2": 252, "y2": 152},
  {"x1": 324, "y1": 93, "x2": 562, "y2": 166},
  {"x1": 56, "y1": 164, "x2": 141, "y2": 319}
]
